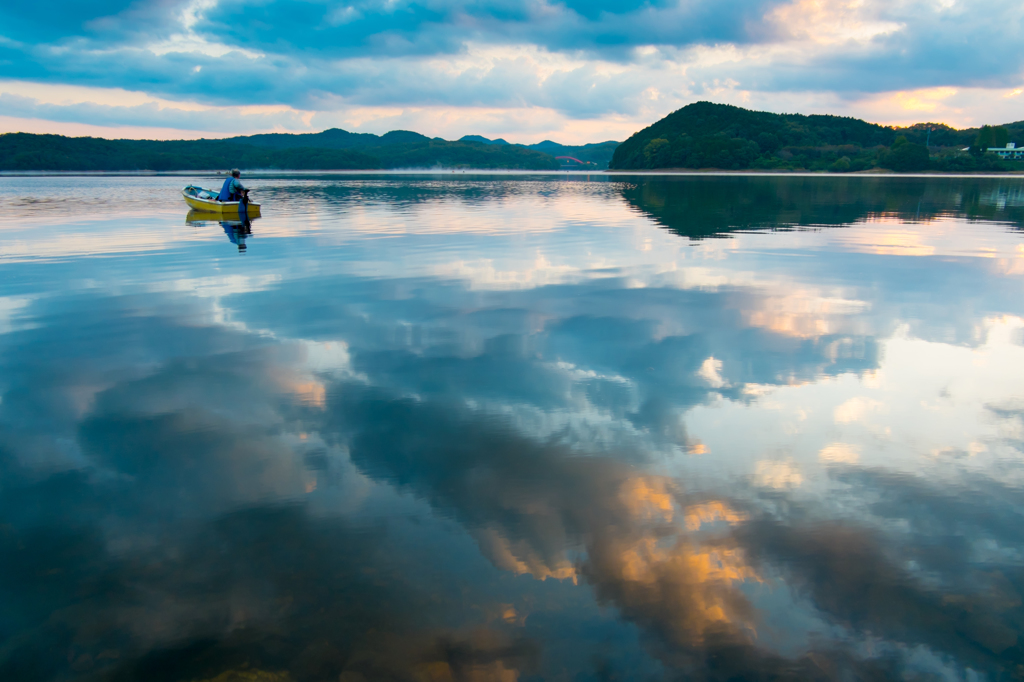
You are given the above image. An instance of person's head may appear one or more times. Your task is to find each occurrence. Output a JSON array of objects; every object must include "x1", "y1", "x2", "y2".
[{"x1": 231, "y1": 169, "x2": 241, "y2": 178}]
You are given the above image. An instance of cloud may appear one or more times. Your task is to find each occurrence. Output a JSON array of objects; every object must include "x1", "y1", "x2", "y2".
[
  {"x1": 0, "y1": 1, "x2": 184, "y2": 44},
  {"x1": 224, "y1": 254, "x2": 879, "y2": 455},
  {"x1": 833, "y1": 396, "x2": 884, "y2": 424},
  {"x1": 818, "y1": 442, "x2": 860, "y2": 464},
  {"x1": 684, "y1": 0, "x2": 1024, "y2": 95},
  {"x1": 754, "y1": 459, "x2": 803, "y2": 488},
  {"x1": 2, "y1": 0, "x2": 1023, "y2": 138},
  {"x1": 6, "y1": 177, "x2": 1024, "y2": 679},
  {"x1": 0, "y1": 278, "x2": 769, "y2": 678},
  {"x1": 0, "y1": 93, "x2": 309, "y2": 133},
  {"x1": 243, "y1": 0, "x2": 786, "y2": 63},
  {"x1": 1, "y1": 42, "x2": 671, "y2": 118},
  {"x1": 307, "y1": 369, "x2": 1024, "y2": 678},
  {"x1": 314, "y1": 379, "x2": 786, "y2": 675},
  {"x1": 3, "y1": 0, "x2": 792, "y2": 60},
  {"x1": 740, "y1": 515, "x2": 1021, "y2": 670},
  {"x1": 0, "y1": 292, "x2": 550, "y2": 681},
  {"x1": 0, "y1": 500, "x2": 543, "y2": 681},
  {"x1": 736, "y1": 464, "x2": 1024, "y2": 674}
]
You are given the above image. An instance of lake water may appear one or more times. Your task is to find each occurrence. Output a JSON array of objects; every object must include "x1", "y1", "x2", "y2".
[{"x1": 3, "y1": 173, "x2": 1024, "y2": 681}]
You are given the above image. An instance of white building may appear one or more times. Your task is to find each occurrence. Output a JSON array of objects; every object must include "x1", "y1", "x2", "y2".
[{"x1": 987, "y1": 142, "x2": 1024, "y2": 160}]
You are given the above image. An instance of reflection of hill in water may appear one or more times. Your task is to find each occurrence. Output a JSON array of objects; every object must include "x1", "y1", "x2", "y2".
[
  {"x1": 258, "y1": 176, "x2": 626, "y2": 216},
  {"x1": 209, "y1": 174, "x2": 1023, "y2": 237},
  {"x1": 621, "y1": 176, "x2": 1024, "y2": 239}
]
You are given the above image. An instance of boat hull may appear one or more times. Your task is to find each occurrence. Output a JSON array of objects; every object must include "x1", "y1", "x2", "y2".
[{"x1": 182, "y1": 190, "x2": 261, "y2": 216}]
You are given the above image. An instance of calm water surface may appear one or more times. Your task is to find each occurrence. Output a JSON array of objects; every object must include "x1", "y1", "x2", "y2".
[{"x1": 3, "y1": 173, "x2": 1024, "y2": 681}]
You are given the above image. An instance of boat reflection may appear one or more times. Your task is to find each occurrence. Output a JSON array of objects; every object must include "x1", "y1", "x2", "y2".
[{"x1": 186, "y1": 210, "x2": 257, "y2": 252}]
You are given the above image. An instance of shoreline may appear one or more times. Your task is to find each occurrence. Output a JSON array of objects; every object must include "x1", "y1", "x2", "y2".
[
  {"x1": 602, "y1": 168, "x2": 1024, "y2": 176},
  {"x1": 3, "y1": 168, "x2": 1024, "y2": 179}
]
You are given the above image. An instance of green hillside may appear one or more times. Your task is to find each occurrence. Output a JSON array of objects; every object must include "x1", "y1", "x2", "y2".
[
  {"x1": 6, "y1": 105, "x2": 1022, "y2": 173},
  {"x1": 0, "y1": 132, "x2": 561, "y2": 171},
  {"x1": 0, "y1": 134, "x2": 383, "y2": 171},
  {"x1": 227, "y1": 128, "x2": 436, "y2": 150},
  {"x1": 610, "y1": 102, "x2": 1024, "y2": 173},
  {"x1": 896, "y1": 120, "x2": 1024, "y2": 148},
  {"x1": 375, "y1": 140, "x2": 560, "y2": 169},
  {"x1": 225, "y1": 128, "x2": 562, "y2": 168},
  {"x1": 527, "y1": 140, "x2": 620, "y2": 168},
  {"x1": 454, "y1": 135, "x2": 621, "y2": 168}
]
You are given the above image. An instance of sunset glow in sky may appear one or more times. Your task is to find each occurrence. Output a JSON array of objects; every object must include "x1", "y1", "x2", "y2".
[{"x1": 1, "y1": 0, "x2": 1022, "y2": 143}]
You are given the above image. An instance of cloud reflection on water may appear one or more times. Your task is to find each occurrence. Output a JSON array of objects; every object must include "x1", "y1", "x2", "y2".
[{"x1": 2, "y1": 176, "x2": 1024, "y2": 680}]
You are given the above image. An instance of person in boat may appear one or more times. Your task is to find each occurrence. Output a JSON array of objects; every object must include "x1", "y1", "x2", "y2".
[{"x1": 218, "y1": 169, "x2": 248, "y2": 202}]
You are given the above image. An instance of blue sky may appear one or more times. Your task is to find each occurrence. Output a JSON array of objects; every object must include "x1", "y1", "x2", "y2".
[{"x1": 0, "y1": 0, "x2": 1022, "y2": 142}]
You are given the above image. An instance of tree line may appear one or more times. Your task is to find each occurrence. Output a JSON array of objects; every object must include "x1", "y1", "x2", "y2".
[
  {"x1": 0, "y1": 133, "x2": 561, "y2": 171},
  {"x1": 610, "y1": 102, "x2": 1024, "y2": 173}
]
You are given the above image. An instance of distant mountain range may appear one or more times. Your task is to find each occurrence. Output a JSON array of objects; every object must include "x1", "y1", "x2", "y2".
[
  {"x1": 2, "y1": 102, "x2": 1022, "y2": 172},
  {"x1": 230, "y1": 128, "x2": 620, "y2": 169},
  {"x1": 226, "y1": 128, "x2": 440, "y2": 150},
  {"x1": 0, "y1": 129, "x2": 570, "y2": 172},
  {"x1": 455, "y1": 136, "x2": 620, "y2": 169}
]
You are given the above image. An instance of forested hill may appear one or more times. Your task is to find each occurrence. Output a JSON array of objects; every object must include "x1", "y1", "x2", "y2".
[
  {"x1": 0, "y1": 131, "x2": 561, "y2": 171},
  {"x1": 225, "y1": 128, "x2": 623, "y2": 168},
  {"x1": 610, "y1": 101, "x2": 1024, "y2": 173},
  {"x1": 527, "y1": 140, "x2": 620, "y2": 168},
  {"x1": 230, "y1": 128, "x2": 621, "y2": 169},
  {"x1": 225, "y1": 128, "x2": 436, "y2": 150},
  {"x1": 456, "y1": 135, "x2": 621, "y2": 169}
]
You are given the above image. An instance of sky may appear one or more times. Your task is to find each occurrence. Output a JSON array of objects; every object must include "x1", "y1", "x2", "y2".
[{"x1": 0, "y1": 0, "x2": 1022, "y2": 143}]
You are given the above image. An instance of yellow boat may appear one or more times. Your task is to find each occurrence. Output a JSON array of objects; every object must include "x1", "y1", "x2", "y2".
[{"x1": 182, "y1": 185, "x2": 261, "y2": 217}]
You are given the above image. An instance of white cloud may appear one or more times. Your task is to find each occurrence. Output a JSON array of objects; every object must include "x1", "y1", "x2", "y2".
[
  {"x1": 818, "y1": 442, "x2": 861, "y2": 463},
  {"x1": 698, "y1": 357, "x2": 726, "y2": 388},
  {"x1": 2, "y1": 0, "x2": 1022, "y2": 141},
  {"x1": 834, "y1": 397, "x2": 885, "y2": 424},
  {"x1": 754, "y1": 459, "x2": 804, "y2": 488}
]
